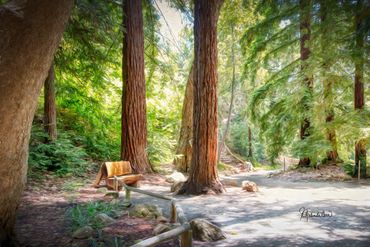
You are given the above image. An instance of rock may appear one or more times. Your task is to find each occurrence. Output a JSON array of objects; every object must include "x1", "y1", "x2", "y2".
[
  {"x1": 165, "y1": 171, "x2": 186, "y2": 183},
  {"x1": 190, "y1": 219, "x2": 226, "y2": 242},
  {"x1": 242, "y1": 180, "x2": 258, "y2": 192},
  {"x1": 156, "y1": 216, "x2": 169, "y2": 223},
  {"x1": 131, "y1": 205, "x2": 150, "y2": 217},
  {"x1": 72, "y1": 226, "x2": 94, "y2": 239},
  {"x1": 170, "y1": 181, "x2": 184, "y2": 192},
  {"x1": 95, "y1": 213, "x2": 115, "y2": 225},
  {"x1": 239, "y1": 162, "x2": 254, "y2": 172},
  {"x1": 245, "y1": 162, "x2": 254, "y2": 172},
  {"x1": 110, "y1": 210, "x2": 128, "y2": 219},
  {"x1": 153, "y1": 223, "x2": 172, "y2": 235},
  {"x1": 129, "y1": 204, "x2": 162, "y2": 218},
  {"x1": 148, "y1": 204, "x2": 163, "y2": 218}
]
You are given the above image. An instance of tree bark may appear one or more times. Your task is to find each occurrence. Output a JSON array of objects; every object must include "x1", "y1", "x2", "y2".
[
  {"x1": 320, "y1": 0, "x2": 339, "y2": 162},
  {"x1": 325, "y1": 114, "x2": 338, "y2": 161},
  {"x1": 174, "y1": 66, "x2": 194, "y2": 173},
  {"x1": 121, "y1": 0, "x2": 151, "y2": 174},
  {"x1": 248, "y1": 126, "x2": 253, "y2": 158},
  {"x1": 0, "y1": 0, "x2": 73, "y2": 245},
  {"x1": 178, "y1": 0, "x2": 224, "y2": 195},
  {"x1": 298, "y1": 0, "x2": 313, "y2": 167},
  {"x1": 353, "y1": 0, "x2": 366, "y2": 178},
  {"x1": 218, "y1": 24, "x2": 236, "y2": 162},
  {"x1": 44, "y1": 64, "x2": 57, "y2": 141}
]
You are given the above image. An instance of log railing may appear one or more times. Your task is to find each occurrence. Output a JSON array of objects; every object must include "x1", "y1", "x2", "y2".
[{"x1": 115, "y1": 180, "x2": 192, "y2": 247}]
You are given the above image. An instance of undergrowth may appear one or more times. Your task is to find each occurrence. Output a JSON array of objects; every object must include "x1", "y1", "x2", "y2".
[
  {"x1": 28, "y1": 125, "x2": 92, "y2": 177},
  {"x1": 68, "y1": 201, "x2": 124, "y2": 230}
]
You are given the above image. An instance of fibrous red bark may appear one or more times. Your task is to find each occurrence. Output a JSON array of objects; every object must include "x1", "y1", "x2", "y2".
[
  {"x1": 298, "y1": 0, "x2": 313, "y2": 167},
  {"x1": 354, "y1": 0, "x2": 366, "y2": 178},
  {"x1": 248, "y1": 127, "x2": 253, "y2": 158},
  {"x1": 179, "y1": 0, "x2": 224, "y2": 195},
  {"x1": 44, "y1": 64, "x2": 57, "y2": 141},
  {"x1": 320, "y1": 0, "x2": 339, "y2": 162},
  {"x1": 0, "y1": 0, "x2": 73, "y2": 245},
  {"x1": 121, "y1": 0, "x2": 151, "y2": 173}
]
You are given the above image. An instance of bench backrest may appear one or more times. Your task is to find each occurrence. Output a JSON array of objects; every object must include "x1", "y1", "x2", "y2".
[{"x1": 103, "y1": 161, "x2": 132, "y2": 178}]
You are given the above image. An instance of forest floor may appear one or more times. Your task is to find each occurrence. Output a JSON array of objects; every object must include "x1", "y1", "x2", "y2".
[{"x1": 16, "y1": 162, "x2": 370, "y2": 247}]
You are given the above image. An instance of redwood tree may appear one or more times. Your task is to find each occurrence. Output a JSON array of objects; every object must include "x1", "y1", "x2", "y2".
[
  {"x1": 121, "y1": 0, "x2": 151, "y2": 173},
  {"x1": 298, "y1": 0, "x2": 313, "y2": 167},
  {"x1": 44, "y1": 64, "x2": 57, "y2": 141},
  {"x1": 353, "y1": 0, "x2": 366, "y2": 178},
  {"x1": 320, "y1": 0, "x2": 339, "y2": 162},
  {"x1": 174, "y1": 66, "x2": 194, "y2": 173},
  {"x1": 248, "y1": 127, "x2": 253, "y2": 158},
  {"x1": 0, "y1": 0, "x2": 73, "y2": 244},
  {"x1": 179, "y1": 0, "x2": 224, "y2": 195}
]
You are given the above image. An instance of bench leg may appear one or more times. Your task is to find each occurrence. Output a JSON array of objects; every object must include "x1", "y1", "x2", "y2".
[
  {"x1": 170, "y1": 200, "x2": 177, "y2": 223},
  {"x1": 180, "y1": 229, "x2": 192, "y2": 247},
  {"x1": 114, "y1": 176, "x2": 119, "y2": 192}
]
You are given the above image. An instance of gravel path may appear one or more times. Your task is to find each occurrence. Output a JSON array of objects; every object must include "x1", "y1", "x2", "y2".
[{"x1": 132, "y1": 170, "x2": 370, "y2": 247}]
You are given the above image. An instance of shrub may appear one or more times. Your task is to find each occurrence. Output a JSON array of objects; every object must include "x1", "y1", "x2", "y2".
[
  {"x1": 28, "y1": 125, "x2": 90, "y2": 177},
  {"x1": 68, "y1": 201, "x2": 122, "y2": 230}
]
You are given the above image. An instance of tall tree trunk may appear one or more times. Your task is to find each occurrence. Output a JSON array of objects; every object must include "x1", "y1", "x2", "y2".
[
  {"x1": 325, "y1": 114, "x2": 338, "y2": 161},
  {"x1": 179, "y1": 0, "x2": 224, "y2": 195},
  {"x1": 44, "y1": 64, "x2": 57, "y2": 141},
  {"x1": 0, "y1": 1, "x2": 73, "y2": 245},
  {"x1": 121, "y1": 0, "x2": 151, "y2": 173},
  {"x1": 298, "y1": 0, "x2": 313, "y2": 167},
  {"x1": 218, "y1": 24, "x2": 236, "y2": 162},
  {"x1": 248, "y1": 126, "x2": 253, "y2": 158},
  {"x1": 174, "y1": 66, "x2": 194, "y2": 173},
  {"x1": 354, "y1": 0, "x2": 366, "y2": 178},
  {"x1": 320, "y1": 0, "x2": 339, "y2": 162}
]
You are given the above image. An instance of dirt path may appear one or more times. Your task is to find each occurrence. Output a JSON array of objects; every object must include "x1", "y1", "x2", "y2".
[
  {"x1": 16, "y1": 170, "x2": 370, "y2": 246},
  {"x1": 131, "y1": 170, "x2": 370, "y2": 246}
]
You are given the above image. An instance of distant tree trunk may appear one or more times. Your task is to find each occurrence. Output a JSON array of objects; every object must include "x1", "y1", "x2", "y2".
[
  {"x1": 218, "y1": 25, "x2": 236, "y2": 162},
  {"x1": 0, "y1": 1, "x2": 73, "y2": 245},
  {"x1": 44, "y1": 64, "x2": 57, "y2": 141},
  {"x1": 174, "y1": 66, "x2": 194, "y2": 173},
  {"x1": 298, "y1": 0, "x2": 313, "y2": 167},
  {"x1": 354, "y1": 0, "x2": 366, "y2": 178},
  {"x1": 325, "y1": 114, "x2": 338, "y2": 161},
  {"x1": 121, "y1": 0, "x2": 151, "y2": 173},
  {"x1": 320, "y1": 0, "x2": 339, "y2": 162},
  {"x1": 179, "y1": 0, "x2": 224, "y2": 195},
  {"x1": 248, "y1": 126, "x2": 253, "y2": 158}
]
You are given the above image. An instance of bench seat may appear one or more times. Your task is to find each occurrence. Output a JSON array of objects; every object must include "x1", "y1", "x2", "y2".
[{"x1": 93, "y1": 161, "x2": 142, "y2": 191}]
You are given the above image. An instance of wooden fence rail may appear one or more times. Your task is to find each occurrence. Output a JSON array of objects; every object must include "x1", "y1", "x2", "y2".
[{"x1": 117, "y1": 182, "x2": 192, "y2": 247}]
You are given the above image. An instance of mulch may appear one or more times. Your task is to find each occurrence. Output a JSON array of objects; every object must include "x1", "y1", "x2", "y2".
[{"x1": 15, "y1": 174, "x2": 178, "y2": 247}]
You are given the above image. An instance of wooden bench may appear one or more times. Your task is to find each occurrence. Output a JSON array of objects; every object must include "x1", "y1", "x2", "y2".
[{"x1": 93, "y1": 161, "x2": 142, "y2": 191}]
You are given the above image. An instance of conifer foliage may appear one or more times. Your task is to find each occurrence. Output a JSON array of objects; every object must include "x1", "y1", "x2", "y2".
[{"x1": 243, "y1": 0, "x2": 369, "y2": 169}]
